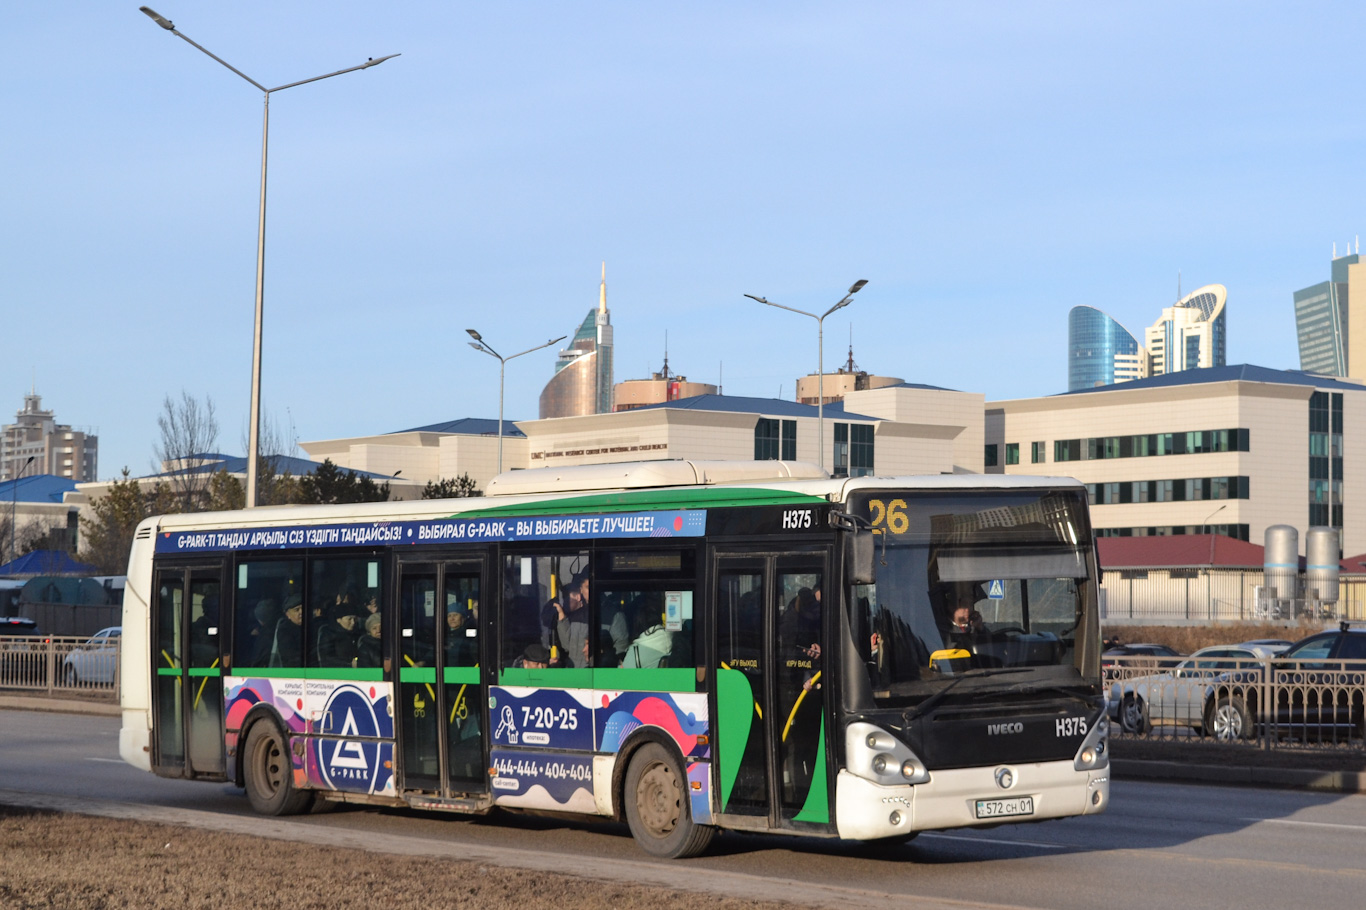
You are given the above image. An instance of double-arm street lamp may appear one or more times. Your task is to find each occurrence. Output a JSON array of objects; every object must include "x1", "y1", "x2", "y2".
[
  {"x1": 745, "y1": 280, "x2": 868, "y2": 471},
  {"x1": 9, "y1": 455, "x2": 36, "y2": 565},
  {"x1": 466, "y1": 330, "x2": 566, "y2": 473},
  {"x1": 139, "y1": 7, "x2": 397, "y2": 507}
]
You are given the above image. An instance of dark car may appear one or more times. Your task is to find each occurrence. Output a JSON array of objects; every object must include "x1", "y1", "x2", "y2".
[
  {"x1": 0, "y1": 617, "x2": 49, "y2": 686},
  {"x1": 1265, "y1": 622, "x2": 1366, "y2": 742}
]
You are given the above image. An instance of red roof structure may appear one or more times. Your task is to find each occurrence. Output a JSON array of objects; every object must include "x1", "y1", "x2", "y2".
[{"x1": 1097, "y1": 535, "x2": 1268, "y2": 569}]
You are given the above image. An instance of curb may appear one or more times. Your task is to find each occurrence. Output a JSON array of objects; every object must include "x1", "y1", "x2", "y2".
[
  {"x1": 1112, "y1": 758, "x2": 1366, "y2": 794},
  {"x1": 0, "y1": 695, "x2": 119, "y2": 717}
]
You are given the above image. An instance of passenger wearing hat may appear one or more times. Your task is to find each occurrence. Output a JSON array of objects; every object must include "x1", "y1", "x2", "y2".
[
  {"x1": 444, "y1": 601, "x2": 478, "y2": 667},
  {"x1": 518, "y1": 642, "x2": 550, "y2": 669},
  {"x1": 317, "y1": 602, "x2": 362, "y2": 668},
  {"x1": 269, "y1": 594, "x2": 305, "y2": 667},
  {"x1": 549, "y1": 570, "x2": 592, "y2": 668},
  {"x1": 356, "y1": 612, "x2": 384, "y2": 668}
]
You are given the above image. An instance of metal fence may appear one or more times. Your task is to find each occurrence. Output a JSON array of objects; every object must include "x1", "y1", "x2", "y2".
[
  {"x1": 0, "y1": 634, "x2": 120, "y2": 698},
  {"x1": 1100, "y1": 568, "x2": 1366, "y2": 622},
  {"x1": 1105, "y1": 655, "x2": 1366, "y2": 756}
]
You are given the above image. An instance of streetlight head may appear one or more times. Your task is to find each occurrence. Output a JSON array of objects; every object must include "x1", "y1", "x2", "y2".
[
  {"x1": 465, "y1": 328, "x2": 483, "y2": 342},
  {"x1": 467, "y1": 342, "x2": 485, "y2": 352},
  {"x1": 744, "y1": 293, "x2": 769, "y2": 305},
  {"x1": 849, "y1": 279, "x2": 868, "y2": 294},
  {"x1": 361, "y1": 53, "x2": 401, "y2": 69},
  {"x1": 139, "y1": 6, "x2": 176, "y2": 30}
]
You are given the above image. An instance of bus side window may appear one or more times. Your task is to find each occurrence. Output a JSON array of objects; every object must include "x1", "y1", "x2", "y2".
[
  {"x1": 233, "y1": 559, "x2": 304, "y2": 670},
  {"x1": 501, "y1": 552, "x2": 589, "y2": 668}
]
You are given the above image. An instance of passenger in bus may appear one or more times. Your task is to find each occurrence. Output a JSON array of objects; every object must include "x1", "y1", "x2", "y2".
[
  {"x1": 247, "y1": 598, "x2": 278, "y2": 667},
  {"x1": 444, "y1": 603, "x2": 477, "y2": 667},
  {"x1": 599, "y1": 597, "x2": 632, "y2": 664},
  {"x1": 269, "y1": 595, "x2": 305, "y2": 667},
  {"x1": 947, "y1": 602, "x2": 988, "y2": 650},
  {"x1": 780, "y1": 587, "x2": 822, "y2": 690},
  {"x1": 549, "y1": 571, "x2": 592, "y2": 668},
  {"x1": 317, "y1": 604, "x2": 361, "y2": 668},
  {"x1": 190, "y1": 594, "x2": 219, "y2": 666},
  {"x1": 621, "y1": 607, "x2": 672, "y2": 669},
  {"x1": 356, "y1": 613, "x2": 383, "y2": 668},
  {"x1": 515, "y1": 642, "x2": 550, "y2": 669}
]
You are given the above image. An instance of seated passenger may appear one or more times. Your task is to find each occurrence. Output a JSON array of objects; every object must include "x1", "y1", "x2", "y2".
[
  {"x1": 516, "y1": 642, "x2": 550, "y2": 669},
  {"x1": 269, "y1": 595, "x2": 305, "y2": 667},
  {"x1": 356, "y1": 613, "x2": 383, "y2": 668},
  {"x1": 317, "y1": 605, "x2": 361, "y2": 668},
  {"x1": 622, "y1": 610, "x2": 672, "y2": 669}
]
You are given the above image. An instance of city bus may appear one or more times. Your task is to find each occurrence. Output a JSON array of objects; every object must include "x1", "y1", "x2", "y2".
[{"x1": 118, "y1": 460, "x2": 1109, "y2": 857}]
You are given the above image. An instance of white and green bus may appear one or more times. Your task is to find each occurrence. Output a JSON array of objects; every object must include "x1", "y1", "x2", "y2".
[{"x1": 118, "y1": 460, "x2": 1109, "y2": 857}]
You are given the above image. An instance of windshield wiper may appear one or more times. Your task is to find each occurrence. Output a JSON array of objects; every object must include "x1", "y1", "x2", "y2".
[{"x1": 901, "y1": 667, "x2": 1033, "y2": 723}]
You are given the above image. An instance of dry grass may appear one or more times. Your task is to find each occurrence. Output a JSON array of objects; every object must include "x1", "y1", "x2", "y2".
[
  {"x1": 0, "y1": 807, "x2": 787, "y2": 910},
  {"x1": 1102, "y1": 621, "x2": 1325, "y2": 654}
]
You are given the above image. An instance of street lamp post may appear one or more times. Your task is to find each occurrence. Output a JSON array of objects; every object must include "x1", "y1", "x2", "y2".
[
  {"x1": 139, "y1": 7, "x2": 397, "y2": 508},
  {"x1": 745, "y1": 280, "x2": 868, "y2": 471},
  {"x1": 466, "y1": 330, "x2": 566, "y2": 473},
  {"x1": 9, "y1": 455, "x2": 36, "y2": 566}
]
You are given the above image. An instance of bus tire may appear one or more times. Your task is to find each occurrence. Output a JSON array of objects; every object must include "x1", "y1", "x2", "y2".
[
  {"x1": 243, "y1": 721, "x2": 313, "y2": 816},
  {"x1": 623, "y1": 742, "x2": 714, "y2": 859}
]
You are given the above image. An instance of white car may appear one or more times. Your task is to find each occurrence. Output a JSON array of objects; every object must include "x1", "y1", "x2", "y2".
[{"x1": 62, "y1": 626, "x2": 121, "y2": 686}]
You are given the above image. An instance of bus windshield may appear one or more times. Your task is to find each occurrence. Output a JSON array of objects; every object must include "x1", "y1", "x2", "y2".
[{"x1": 847, "y1": 489, "x2": 1100, "y2": 708}]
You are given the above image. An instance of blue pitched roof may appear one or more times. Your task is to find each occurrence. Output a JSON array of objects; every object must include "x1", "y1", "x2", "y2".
[
  {"x1": 151, "y1": 454, "x2": 396, "y2": 481},
  {"x1": 0, "y1": 549, "x2": 97, "y2": 576},
  {"x1": 391, "y1": 417, "x2": 526, "y2": 437},
  {"x1": 0, "y1": 474, "x2": 78, "y2": 504},
  {"x1": 1056, "y1": 364, "x2": 1366, "y2": 397},
  {"x1": 632, "y1": 394, "x2": 881, "y2": 422}
]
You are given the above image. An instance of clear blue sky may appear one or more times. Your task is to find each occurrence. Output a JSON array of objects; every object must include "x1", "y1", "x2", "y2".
[{"x1": 4, "y1": 2, "x2": 1362, "y2": 479}]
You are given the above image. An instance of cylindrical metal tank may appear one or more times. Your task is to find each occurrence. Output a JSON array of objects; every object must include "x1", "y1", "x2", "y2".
[
  {"x1": 1305, "y1": 527, "x2": 1340, "y2": 604},
  {"x1": 1263, "y1": 525, "x2": 1299, "y2": 601}
]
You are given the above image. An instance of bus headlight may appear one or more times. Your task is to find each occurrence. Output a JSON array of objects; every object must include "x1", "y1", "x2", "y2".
[
  {"x1": 1073, "y1": 709, "x2": 1110, "y2": 772},
  {"x1": 846, "y1": 722, "x2": 930, "y2": 787}
]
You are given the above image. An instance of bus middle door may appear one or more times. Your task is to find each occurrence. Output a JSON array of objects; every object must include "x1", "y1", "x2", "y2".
[
  {"x1": 397, "y1": 558, "x2": 487, "y2": 798},
  {"x1": 152, "y1": 562, "x2": 228, "y2": 780}
]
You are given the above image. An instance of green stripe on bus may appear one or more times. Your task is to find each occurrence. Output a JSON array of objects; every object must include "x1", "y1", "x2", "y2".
[
  {"x1": 227, "y1": 667, "x2": 386, "y2": 682},
  {"x1": 456, "y1": 486, "x2": 825, "y2": 518},
  {"x1": 443, "y1": 667, "x2": 479, "y2": 685},
  {"x1": 716, "y1": 668, "x2": 755, "y2": 811},
  {"x1": 592, "y1": 667, "x2": 696, "y2": 693},
  {"x1": 156, "y1": 667, "x2": 179, "y2": 677},
  {"x1": 187, "y1": 668, "x2": 220, "y2": 678},
  {"x1": 792, "y1": 716, "x2": 829, "y2": 824},
  {"x1": 499, "y1": 667, "x2": 594, "y2": 688},
  {"x1": 401, "y1": 667, "x2": 437, "y2": 684}
]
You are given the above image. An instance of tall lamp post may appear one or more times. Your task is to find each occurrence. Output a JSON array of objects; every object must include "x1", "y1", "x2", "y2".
[
  {"x1": 745, "y1": 280, "x2": 868, "y2": 471},
  {"x1": 9, "y1": 455, "x2": 36, "y2": 566},
  {"x1": 466, "y1": 330, "x2": 566, "y2": 473},
  {"x1": 139, "y1": 7, "x2": 397, "y2": 508}
]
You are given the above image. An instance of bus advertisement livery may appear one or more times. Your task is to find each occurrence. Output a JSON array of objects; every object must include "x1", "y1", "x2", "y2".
[{"x1": 118, "y1": 461, "x2": 1108, "y2": 858}]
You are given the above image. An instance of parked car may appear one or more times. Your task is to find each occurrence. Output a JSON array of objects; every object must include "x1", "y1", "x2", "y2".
[
  {"x1": 0, "y1": 617, "x2": 49, "y2": 685},
  {"x1": 1264, "y1": 622, "x2": 1366, "y2": 742},
  {"x1": 1102, "y1": 643, "x2": 1183, "y2": 672},
  {"x1": 1109, "y1": 643, "x2": 1272, "y2": 739},
  {"x1": 62, "y1": 626, "x2": 121, "y2": 686}
]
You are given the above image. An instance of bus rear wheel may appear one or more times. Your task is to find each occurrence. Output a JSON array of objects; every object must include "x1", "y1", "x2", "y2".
[
  {"x1": 624, "y1": 743, "x2": 714, "y2": 859},
  {"x1": 244, "y1": 722, "x2": 313, "y2": 816}
]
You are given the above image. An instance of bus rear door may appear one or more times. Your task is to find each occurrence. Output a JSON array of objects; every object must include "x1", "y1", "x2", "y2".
[{"x1": 152, "y1": 561, "x2": 228, "y2": 780}]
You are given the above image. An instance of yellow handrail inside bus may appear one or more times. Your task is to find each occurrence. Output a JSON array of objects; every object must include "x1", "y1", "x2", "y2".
[
  {"x1": 782, "y1": 671, "x2": 821, "y2": 743},
  {"x1": 161, "y1": 649, "x2": 178, "y2": 669},
  {"x1": 192, "y1": 658, "x2": 219, "y2": 711},
  {"x1": 402, "y1": 653, "x2": 436, "y2": 700},
  {"x1": 449, "y1": 684, "x2": 468, "y2": 724}
]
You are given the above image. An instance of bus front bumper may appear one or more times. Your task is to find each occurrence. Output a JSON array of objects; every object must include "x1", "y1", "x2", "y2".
[{"x1": 834, "y1": 760, "x2": 1109, "y2": 841}]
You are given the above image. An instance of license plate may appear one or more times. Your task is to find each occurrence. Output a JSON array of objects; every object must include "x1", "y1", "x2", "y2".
[{"x1": 974, "y1": 796, "x2": 1034, "y2": 819}]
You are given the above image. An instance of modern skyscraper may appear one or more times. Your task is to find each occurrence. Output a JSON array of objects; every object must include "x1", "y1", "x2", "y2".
[
  {"x1": 1067, "y1": 306, "x2": 1146, "y2": 391},
  {"x1": 1295, "y1": 245, "x2": 1366, "y2": 378},
  {"x1": 539, "y1": 264, "x2": 615, "y2": 419},
  {"x1": 1144, "y1": 284, "x2": 1227, "y2": 377}
]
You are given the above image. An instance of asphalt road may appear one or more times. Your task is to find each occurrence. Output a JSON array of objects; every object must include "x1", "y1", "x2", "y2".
[{"x1": 3, "y1": 708, "x2": 1365, "y2": 910}]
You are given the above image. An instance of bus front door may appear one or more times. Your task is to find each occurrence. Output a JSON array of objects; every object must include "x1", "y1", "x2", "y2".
[
  {"x1": 152, "y1": 563, "x2": 227, "y2": 780},
  {"x1": 397, "y1": 558, "x2": 488, "y2": 797},
  {"x1": 713, "y1": 552, "x2": 830, "y2": 829}
]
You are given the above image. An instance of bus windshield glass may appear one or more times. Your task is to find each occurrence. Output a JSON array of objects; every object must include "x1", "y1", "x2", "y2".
[{"x1": 848, "y1": 489, "x2": 1099, "y2": 708}]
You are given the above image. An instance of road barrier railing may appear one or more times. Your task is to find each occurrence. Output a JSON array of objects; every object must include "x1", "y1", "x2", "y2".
[
  {"x1": 1106, "y1": 655, "x2": 1366, "y2": 755},
  {"x1": 0, "y1": 634, "x2": 120, "y2": 699}
]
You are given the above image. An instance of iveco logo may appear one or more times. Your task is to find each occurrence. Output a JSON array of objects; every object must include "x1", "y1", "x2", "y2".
[{"x1": 987, "y1": 722, "x2": 1024, "y2": 735}]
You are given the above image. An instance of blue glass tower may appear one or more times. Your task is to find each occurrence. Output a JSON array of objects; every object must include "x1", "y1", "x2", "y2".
[{"x1": 1068, "y1": 306, "x2": 1142, "y2": 392}]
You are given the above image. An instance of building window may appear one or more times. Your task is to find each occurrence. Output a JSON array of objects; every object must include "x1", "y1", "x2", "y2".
[
  {"x1": 1031, "y1": 441, "x2": 1045, "y2": 464},
  {"x1": 850, "y1": 424, "x2": 874, "y2": 477},
  {"x1": 984, "y1": 444, "x2": 998, "y2": 468},
  {"x1": 756, "y1": 418, "x2": 797, "y2": 461},
  {"x1": 832, "y1": 423, "x2": 849, "y2": 477},
  {"x1": 1055, "y1": 439, "x2": 1082, "y2": 462},
  {"x1": 1005, "y1": 443, "x2": 1020, "y2": 466}
]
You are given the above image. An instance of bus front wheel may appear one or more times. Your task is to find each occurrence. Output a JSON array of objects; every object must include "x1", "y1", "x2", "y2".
[
  {"x1": 624, "y1": 742, "x2": 714, "y2": 859},
  {"x1": 243, "y1": 722, "x2": 313, "y2": 816}
]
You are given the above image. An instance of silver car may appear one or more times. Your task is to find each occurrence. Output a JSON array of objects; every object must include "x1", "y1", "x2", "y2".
[
  {"x1": 1108, "y1": 642, "x2": 1276, "y2": 740},
  {"x1": 62, "y1": 626, "x2": 121, "y2": 686}
]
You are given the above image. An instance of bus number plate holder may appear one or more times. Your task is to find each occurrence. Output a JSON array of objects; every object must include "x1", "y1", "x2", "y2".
[{"x1": 974, "y1": 796, "x2": 1034, "y2": 819}]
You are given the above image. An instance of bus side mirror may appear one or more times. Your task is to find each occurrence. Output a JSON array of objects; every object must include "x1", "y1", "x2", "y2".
[{"x1": 847, "y1": 529, "x2": 876, "y2": 586}]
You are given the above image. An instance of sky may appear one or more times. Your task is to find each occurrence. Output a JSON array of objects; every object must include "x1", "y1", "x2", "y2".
[{"x1": 4, "y1": 2, "x2": 1364, "y2": 479}]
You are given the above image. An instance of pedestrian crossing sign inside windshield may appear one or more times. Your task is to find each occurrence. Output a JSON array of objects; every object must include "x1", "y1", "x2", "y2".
[{"x1": 987, "y1": 580, "x2": 1005, "y2": 599}]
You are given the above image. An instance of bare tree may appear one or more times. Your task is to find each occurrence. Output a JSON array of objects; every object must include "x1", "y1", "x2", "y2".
[{"x1": 155, "y1": 391, "x2": 220, "y2": 513}]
